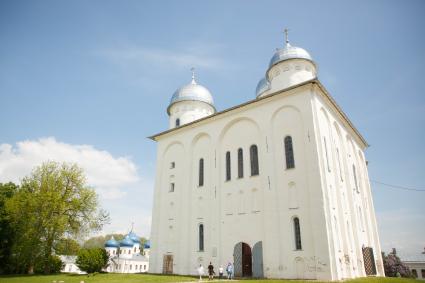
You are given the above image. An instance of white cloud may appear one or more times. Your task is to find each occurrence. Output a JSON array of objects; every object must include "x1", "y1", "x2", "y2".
[
  {"x1": 97, "y1": 42, "x2": 233, "y2": 72},
  {"x1": 0, "y1": 137, "x2": 140, "y2": 200}
]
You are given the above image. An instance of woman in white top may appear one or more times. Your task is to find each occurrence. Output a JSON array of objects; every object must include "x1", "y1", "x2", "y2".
[{"x1": 197, "y1": 264, "x2": 205, "y2": 281}]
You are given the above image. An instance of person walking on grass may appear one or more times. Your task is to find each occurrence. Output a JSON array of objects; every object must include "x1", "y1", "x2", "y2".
[
  {"x1": 208, "y1": 262, "x2": 215, "y2": 280},
  {"x1": 219, "y1": 265, "x2": 224, "y2": 279},
  {"x1": 198, "y1": 264, "x2": 205, "y2": 281},
  {"x1": 226, "y1": 262, "x2": 233, "y2": 280}
]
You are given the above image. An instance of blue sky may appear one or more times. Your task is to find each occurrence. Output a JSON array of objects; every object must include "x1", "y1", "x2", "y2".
[{"x1": 0, "y1": 0, "x2": 424, "y2": 256}]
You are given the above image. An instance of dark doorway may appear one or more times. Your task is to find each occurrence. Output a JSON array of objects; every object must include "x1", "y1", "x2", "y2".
[
  {"x1": 242, "y1": 243, "x2": 252, "y2": 277},
  {"x1": 162, "y1": 254, "x2": 173, "y2": 274},
  {"x1": 233, "y1": 242, "x2": 252, "y2": 277}
]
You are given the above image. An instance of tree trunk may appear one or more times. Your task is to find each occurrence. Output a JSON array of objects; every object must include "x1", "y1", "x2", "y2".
[
  {"x1": 28, "y1": 265, "x2": 34, "y2": 274},
  {"x1": 43, "y1": 233, "x2": 55, "y2": 274}
]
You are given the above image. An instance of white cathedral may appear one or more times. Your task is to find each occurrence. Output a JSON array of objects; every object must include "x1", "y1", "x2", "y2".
[{"x1": 148, "y1": 31, "x2": 385, "y2": 281}]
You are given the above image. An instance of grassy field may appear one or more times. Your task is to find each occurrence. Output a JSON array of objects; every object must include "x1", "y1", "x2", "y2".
[{"x1": 0, "y1": 274, "x2": 418, "y2": 283}]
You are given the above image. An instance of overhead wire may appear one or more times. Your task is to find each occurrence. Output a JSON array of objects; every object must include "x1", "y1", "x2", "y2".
[{"x1": 369, "y1": 180, "x2": 425, "y2": 192}]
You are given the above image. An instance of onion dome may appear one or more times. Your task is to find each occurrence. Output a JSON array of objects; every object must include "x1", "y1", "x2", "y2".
[
  {"x1": 144, "y1": 240, "x2": 151, "y2": 249},
  {"x1": 255, "y1": 77, "x2": 270, "y2": 97},
  {"x1": 167, "y1": 70, "x2": 215, "y2": 115},
  {"x1": 120, "y1": 235, "x2": 134, "y2": 247},
  {"x1": 128, "y1": 231, "x2": 140, "y2": 243},
  {"x1": 268, "y1": 43, "x2": 313, "y2": 69},
  {"x1": 268, "y1": 29, "x2": 314, "y2": 71},
  {"x1": 105, "y1": 236, "x2": 119, "y2": 248}
]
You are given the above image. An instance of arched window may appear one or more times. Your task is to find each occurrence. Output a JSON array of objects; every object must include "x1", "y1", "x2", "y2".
[
  {"x1": 336, "y1": 148, "x2": 343, "y2": 182},
  {"x1": 284, "y1": 136, "x2": 295, "y2": 169},
  {"x1": 199, "y1": 224, "x2": 204, "y2": 251},
  {"x1": 250, "y1": 145, "x2": 259, "y2": 176},
  {"x1": 175, "y1": 118, "x2": 180, "y2": 127},
  {"x1": 237, "y1": 148, "x2": 244, "y2": 178},
  {"x1": 199, "y1": 158, "x2": 204, "y2": 187},
  {"x1": 324, "y1": 137, "x2": 331, "y2": 172},
  {"x1": 225, "y1": 151, "x2": 231, "y2": 181},
  {"x1": 293, "y1": 217, "x2": 302, "y2": 250},
  {"x1": 352, "y1": 164, "x2": 359, "y2": 192}
]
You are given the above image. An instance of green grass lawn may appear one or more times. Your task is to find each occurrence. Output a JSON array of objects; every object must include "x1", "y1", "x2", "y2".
[{"x1": 0, "y1": 274, "x2": 418, "y2": 283}]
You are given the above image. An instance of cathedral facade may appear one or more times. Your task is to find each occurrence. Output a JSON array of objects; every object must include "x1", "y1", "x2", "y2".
[{"x1": 148, "y1": 34, "x2": 384, "y2": 280}]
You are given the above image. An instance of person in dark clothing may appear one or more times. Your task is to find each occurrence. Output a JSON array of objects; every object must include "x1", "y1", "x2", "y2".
[{"x1": 207, "y1": 262, "x2": 215, "y2": 280}]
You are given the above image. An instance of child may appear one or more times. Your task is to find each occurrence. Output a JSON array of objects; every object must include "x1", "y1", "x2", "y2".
[{"x1": 198, "y1": 264, "x2": 205, "y2": 281}]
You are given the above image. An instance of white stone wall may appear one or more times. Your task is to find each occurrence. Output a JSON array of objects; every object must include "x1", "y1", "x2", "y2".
[
  {"x1": 169, "y1": 100, "x2": 215, "y2": 128},
  {"x1": 405, "y1": 262, "x2": 425, "y2": 280},
  {"x1": 149, "y1": 82, "x2": 383, "y2": 281},
  {"x1": 259, "y1": 59, "x2": 316, "y2": 98},
  {"x1": 311, "y1": 87, "x2": 384, "y2": 279},
  {"x1": 107, "y1": 259, "x2": 149, "y2": 273}
]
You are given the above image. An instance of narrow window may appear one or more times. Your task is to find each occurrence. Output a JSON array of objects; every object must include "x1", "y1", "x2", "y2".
[
  {"x1": 237, "y1": 148, "x2": 244, "y2": 178},
  {"x1": 294, "y1": 217, "x2": 302, "y2": 250},
  {"x1": 170, "y1": 162, "x2": 175, "y2": 169},
  {"x1": 199, "y1": 224, "x2": 204, "y2": 251},
  {"x1": 352, "y1": 164, "x2": 359, "y2": 192},
  {"x1": 226, "y1": 151, "x2": 231, "y2": 181},
  {"x1": 324, "y1": 137, "x2": 331, "y2": 172},
  {"x1": 336, "y1": 148, "x2": 343, "y2": 182},
  {"x1": 284, "y1": 136, "x2": 295, "y2": 169},
  {"x1": 175, "y1": 118, "x2": 180, "y2": 127},
  {"x1": 250, "y1": 145, "x2": 259, "y2": 176},
  {"x1": 199, "y1": 158, "x2": 204, "y2": 187},
  {"x1": 169, "y1": 183, "x2": 175, "y2": 192}
]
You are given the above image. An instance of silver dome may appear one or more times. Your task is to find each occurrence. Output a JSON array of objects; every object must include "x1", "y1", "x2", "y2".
[
  {"x1": 255, "y1": 77, "x2": 270, "y2": 97},
  {"x1": 167, "y1": 76, "x2": 215, "y2": 115},
  {"x1": 268, "y1": 43, "x2": 313, "y2": 69}
]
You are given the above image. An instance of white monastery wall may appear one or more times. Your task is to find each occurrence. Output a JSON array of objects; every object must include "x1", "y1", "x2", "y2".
[
  {"x1": 151, "y1": 84, "x2": 336, "y2": 280},
  {"x1": 169, "y1": 101, "x2": 215, "y2": 128},
  {"x1": 311, "y1": 87, "x2": 384, "y2": 279}
]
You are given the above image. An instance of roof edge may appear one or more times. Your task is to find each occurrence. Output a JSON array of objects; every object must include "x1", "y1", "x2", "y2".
[
  {"x1": 313, "y1": 80, "x2": 369, "y2": 148},
  {"x1": 149, "y1": 78, "x2": 369, "y2": 148},
  {"x1": 148, "y1": 78, "x2": 316, "y2": 141}
]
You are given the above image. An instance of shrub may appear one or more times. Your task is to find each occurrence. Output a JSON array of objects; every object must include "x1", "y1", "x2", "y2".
[
  {"x1": 382, "y1": 252, "x2": 412, "y2": 278},
  {"x1": 76, "y1": 248, "x2": 108, "y2": 274},
  {"x1": 34, "y1": 255, "x2": 64, "y2": 274}
]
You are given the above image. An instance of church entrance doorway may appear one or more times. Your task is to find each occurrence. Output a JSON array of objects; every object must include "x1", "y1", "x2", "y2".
[
  {"x1": 233, "y1": 242, "x2": 252, "y2": 277},
  {"x1": 252, "y1": 241, "x2": 264, "y2": 278}
]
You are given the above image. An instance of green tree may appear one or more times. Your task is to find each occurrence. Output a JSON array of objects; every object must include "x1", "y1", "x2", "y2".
[
  {"x1": 0, "y1": 182, "x2": 18, "y2": 274},
  {"x1": 76, "y1": 248, "x2": 108, "y2": 273},
  {"x1": 6, "y1": 161, "x2": 109, "y2": 274},
  {"x1": 83, "y1": 234, "x2": 124, "y2": 249},
  {"x1": 34, "y1": 255, "x2": 64, "y2": 274},
  {"x1": 55, "y1": 238, "x2": 81, "y2": 256}
]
